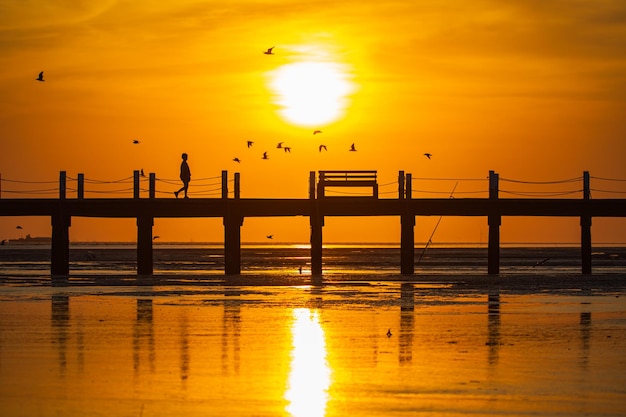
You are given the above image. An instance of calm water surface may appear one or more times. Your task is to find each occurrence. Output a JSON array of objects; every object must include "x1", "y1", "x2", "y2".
[{"x1": 1, "y1": 283, "x2": 625, "y2": 416}]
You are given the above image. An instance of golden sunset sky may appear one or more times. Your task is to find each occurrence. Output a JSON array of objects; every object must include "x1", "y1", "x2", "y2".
[{"x1": 1, "y1": 0, "x2": 625, "y2": 244}]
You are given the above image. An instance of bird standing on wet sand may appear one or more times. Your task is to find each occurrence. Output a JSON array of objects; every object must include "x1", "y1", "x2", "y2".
[
  {"x1": 153, "y1": 235, "x2": 160, "y2": 240},
  {"x1": 349, "y1": 143, "x2": 357, "y2": 152},
  {"x1": 233, "y1": 157, "x2": 241, "y2": 163},
  {"x1": 276, "y1": 142, "x2": 283, "y2": 149},
  {"x1": 16, "y1": 225, "x2": 23, "y2": 230},
  {"x1": 36, "y1": 71, "x2": 44, "y2": 82},
  {"x1": 319, "y1": 144, "x2": 327, "y2": 152},
  {"x1": 263, "y1": 46, "x2": 275, "y2": 55},
  {"x1": 386, "y1": 329, "x2": 392, "y2": 337},
  {"x1": 266, "y1": 234, "x2": 273, "y2": 239},
  {"x1": 424, "y1": 153, "x2": 432, "y2": 159},
  {"x1": 262, "y1": 152, "x2": 269, "y2": 160},
  {"x1": 313, "y1": 130, "x2": 322, "y2": 135},
  {"x1": 140, "y1": 169, "x2": 145, "y2": 177},
  {"x1": 284, "y1": 147, "x2": 291, "y2": 153},
  {"x1": 247, "y1": 140, "x2": 254, "y2": 148},
  {"x1": 133, "y1": 139, "x2": 140, "y2": 144}
]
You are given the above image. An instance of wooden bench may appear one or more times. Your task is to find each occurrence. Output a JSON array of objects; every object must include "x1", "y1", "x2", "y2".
[{"x1": 317, "y1": 170, "x2": 378, "y2": 198}]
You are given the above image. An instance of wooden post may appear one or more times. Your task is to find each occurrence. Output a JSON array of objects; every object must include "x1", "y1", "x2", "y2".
[
  {"x1": 59, "y1": 171, "x2": 66, "y2": 200},
  {"x1": 77, "y1": 173, "x2": 84, "y2": 199},
  {"x1": 488, "y1": 170, "x2": 501, "y2": 275},
  {"x1": 398, "y1": 170, "x2": 405, "y2": 200},
  {"x1": 310, "y1": 171, "x2": 323, "y2": 276},
  {"x1": 222, "y1": 170, "x2": 228, "y2": 199},
  {"x1": 581, "y1": 171, "x2": 592, "y2": 274},
  {"x1": 234, "y1": 172, "x2": 240, "y2": 199},
  {"x1": 133, "y1": 170, "x2": 140, "y2": 199},
  {"x1": 137, "y1": 216, "x2": 153, "y2": 275},
  {"x1": 149, "y1": 173, "x2": 156, "y2": 199},
  {"x1": 51, "y1": 211, "x2": 71, "y2": 282},
  {"x1": 400, "y1": 172, "x2": 415, "y2": 275}
]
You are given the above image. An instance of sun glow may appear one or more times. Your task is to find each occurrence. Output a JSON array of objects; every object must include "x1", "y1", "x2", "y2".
[
  {"x1": 269, "y1": 61, "x2": 354, "y2": 127},
  {"x1": 285, "y1": 308, "x2": 331, "y2": 417}
]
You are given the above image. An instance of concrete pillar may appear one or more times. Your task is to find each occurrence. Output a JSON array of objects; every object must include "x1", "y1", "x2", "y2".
[
  {"x1": 400, "y1": 173, "x2": 415, "y2": 275},
  {"x1": 310, "y1": 172, "x2": 323, "y2": 276},
  {"x1": 581, "y1": 171, "x2": 592, "y2": 274},
  {"x1": 137, "y1": 216, "x2": 153, "y2": 275},
  {"x1": 51, "y1": 212, "x2": 71, "y2": 280},
  {"x1": 488, "y1": 171, "x2": 500, "y2": 275}
]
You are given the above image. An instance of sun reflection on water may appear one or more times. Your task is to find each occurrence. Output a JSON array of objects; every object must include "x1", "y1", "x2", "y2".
[{"x1": 285, "y1": 308, "x2": 331, "y2": 417}]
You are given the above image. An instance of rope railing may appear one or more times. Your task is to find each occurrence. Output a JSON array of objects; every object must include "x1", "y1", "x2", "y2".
[{"x1": 1, "y1": 172, "x2": 625, "y2": 199}]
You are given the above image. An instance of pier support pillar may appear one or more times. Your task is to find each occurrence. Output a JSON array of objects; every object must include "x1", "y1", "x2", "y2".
[
  {"x1": 51, "y1": 212, "x2": 71, "y2": 281},
  {"x1": 137, "y1": 216, "x2": 154, "y2": 275},
  {"x1": 224, "y1": 214, "x2": 243, "y2": 275},
  {"x1": 310, "y1": 171, "x2": 323, "y2": 276},
  {"x1": 581, "y1": 171, "x2": 592, "y2": 274},
  {"x1": 400, "y1": 173, "x2": 414, "y2": 275},
  {"x1": 488, "y1": 171, "x2": 500, "y2": 275},
  {"x1": 400, "y1": 216, "x2": 415, "y2": 275}
]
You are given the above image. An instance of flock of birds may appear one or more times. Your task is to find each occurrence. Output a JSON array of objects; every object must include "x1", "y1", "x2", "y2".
[{"x1": 36, "y1": 46, "x2": 434, "y2": 162}]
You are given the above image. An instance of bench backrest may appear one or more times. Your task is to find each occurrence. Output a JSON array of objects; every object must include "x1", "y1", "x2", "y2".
[{"x1": 317, "y1": 170, "x2": 378, "y2": 198}]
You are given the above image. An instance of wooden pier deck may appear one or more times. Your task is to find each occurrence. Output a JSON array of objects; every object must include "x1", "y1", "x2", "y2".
[{"x1": 1, "y1": 170, "x2": 625, "y2": 280}]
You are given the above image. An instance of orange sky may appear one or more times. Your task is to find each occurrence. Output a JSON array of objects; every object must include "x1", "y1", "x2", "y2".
[{"x1": 1, "y1": 0, "x2": 626, "y2": 244}]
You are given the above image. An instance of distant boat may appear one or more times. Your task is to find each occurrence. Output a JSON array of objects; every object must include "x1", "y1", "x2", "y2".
[{"x1": 12, "y1": 234, "x2": 52, "y2": 244}]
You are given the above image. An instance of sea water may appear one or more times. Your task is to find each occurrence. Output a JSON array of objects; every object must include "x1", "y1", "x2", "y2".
[{"x1": 0, "y1": 245, "x2": 625, "y2": 416}]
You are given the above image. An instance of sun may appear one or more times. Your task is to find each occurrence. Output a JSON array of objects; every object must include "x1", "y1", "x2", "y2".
[{"x1": 269, "y1": 61, "x2": 355, "y2": 127}]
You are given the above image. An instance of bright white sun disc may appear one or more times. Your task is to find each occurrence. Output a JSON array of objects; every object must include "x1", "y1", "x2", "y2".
[{"x1": 269, "y1": 61, "x2": 354, "y2": 127}]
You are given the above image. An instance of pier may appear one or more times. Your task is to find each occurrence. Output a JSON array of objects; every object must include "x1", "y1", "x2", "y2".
[{"x1": 1, "y1": 170, "x2": 626, "y2": 280}]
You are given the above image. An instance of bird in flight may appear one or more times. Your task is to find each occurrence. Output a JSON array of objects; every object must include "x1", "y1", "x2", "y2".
[
  {"x1": 233, "y1": 157, "x2": 241, "y2": 163},
  {"x1": 263, "y1": 46, "x2": 275, "y2": 55},
  {"x1": 262, "y1": 151, "x2": 269, "y2": 159},
  {"x1": 133, "y1": 139, "x2": 140, "y2": 144},
  {"x1": 284, "y1": 147, "x2": 291, "y2": 153},
  {"x1": 424, "y1": 153, "x2": 432, "y2": 159},
  {"x1": 313, "y1": 130, "x2": 322, "y2": 135},
  {"x1": 276, "y1": 142, "x2": 283, "y2": 149},
  {"x1": 247, "y1": 140, "x2": 254, "y2": 148},
  {"x1": 349, "y1": 143, "x2": 357, "y2": 152},
  {"x1": 319, "y1": 144, "x2": 327, "y2": 152},
  {"x1": 36, "y1": 71, "x2": 44, "y2": 82}
]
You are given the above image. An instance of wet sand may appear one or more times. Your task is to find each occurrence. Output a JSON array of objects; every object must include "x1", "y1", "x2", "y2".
[{"x1": 1, "y1": 280, "x2": 625, "y2": 416}]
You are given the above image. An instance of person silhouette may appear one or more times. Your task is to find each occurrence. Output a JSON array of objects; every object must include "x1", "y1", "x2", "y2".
[{"x1": 174, "y1": 153, "x2": 191, "y2": 198}]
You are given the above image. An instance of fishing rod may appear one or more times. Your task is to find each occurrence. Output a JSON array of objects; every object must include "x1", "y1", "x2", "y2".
[{"x1": 417, "y1": 181, "x2": 458, "y2": 263}]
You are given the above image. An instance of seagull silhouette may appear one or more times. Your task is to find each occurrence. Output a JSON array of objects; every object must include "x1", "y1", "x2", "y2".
[
  {"x1": 233, "y1": 157, "x2": 241, "y2": 163},
  {"x1": 276, "y1": 142, "x2": 283, "y2": 149},
  {"x1": 133, "y1": 139, "x2": 140, "y2": 144},
  {"x1": 36, "y1": 71, "x2": 44, "y2": 82},
  {"x1": 247, "y1": 140, "x2": 254, "y2": 148},
  {"x1": 262, "y1": 151, "x2": 269, "y2": 160},
  {"x1": 349, "y1": 143, "x2": 357, "y2": 152},
  {"x1": 140, "y1": 169, "x2": 145, "y2": 177},
  {"x1": 266, "y1": 234, "x2": 274, "y2": 239},
  {"x1": 424, "y1": 153, "x2": 432, "y2": 159},
  {"x1": 153, "y1": 235, "x2": 160, "y2": 240},
  {"x1": 284, "y1": 147, "x2": 291, "y2": 153},
  {"x1": 263, "y1": 46, "x2": 275, "y2": 55},
  {"x1": 313, "y1": 130, "x2": 322, "y2": 135},
  {"x1": 319, "y1": 144, "x2": 327, "y2": 152},
  {"x1": 386, "y1": 328, "x2": 392, "y2": 338}
]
